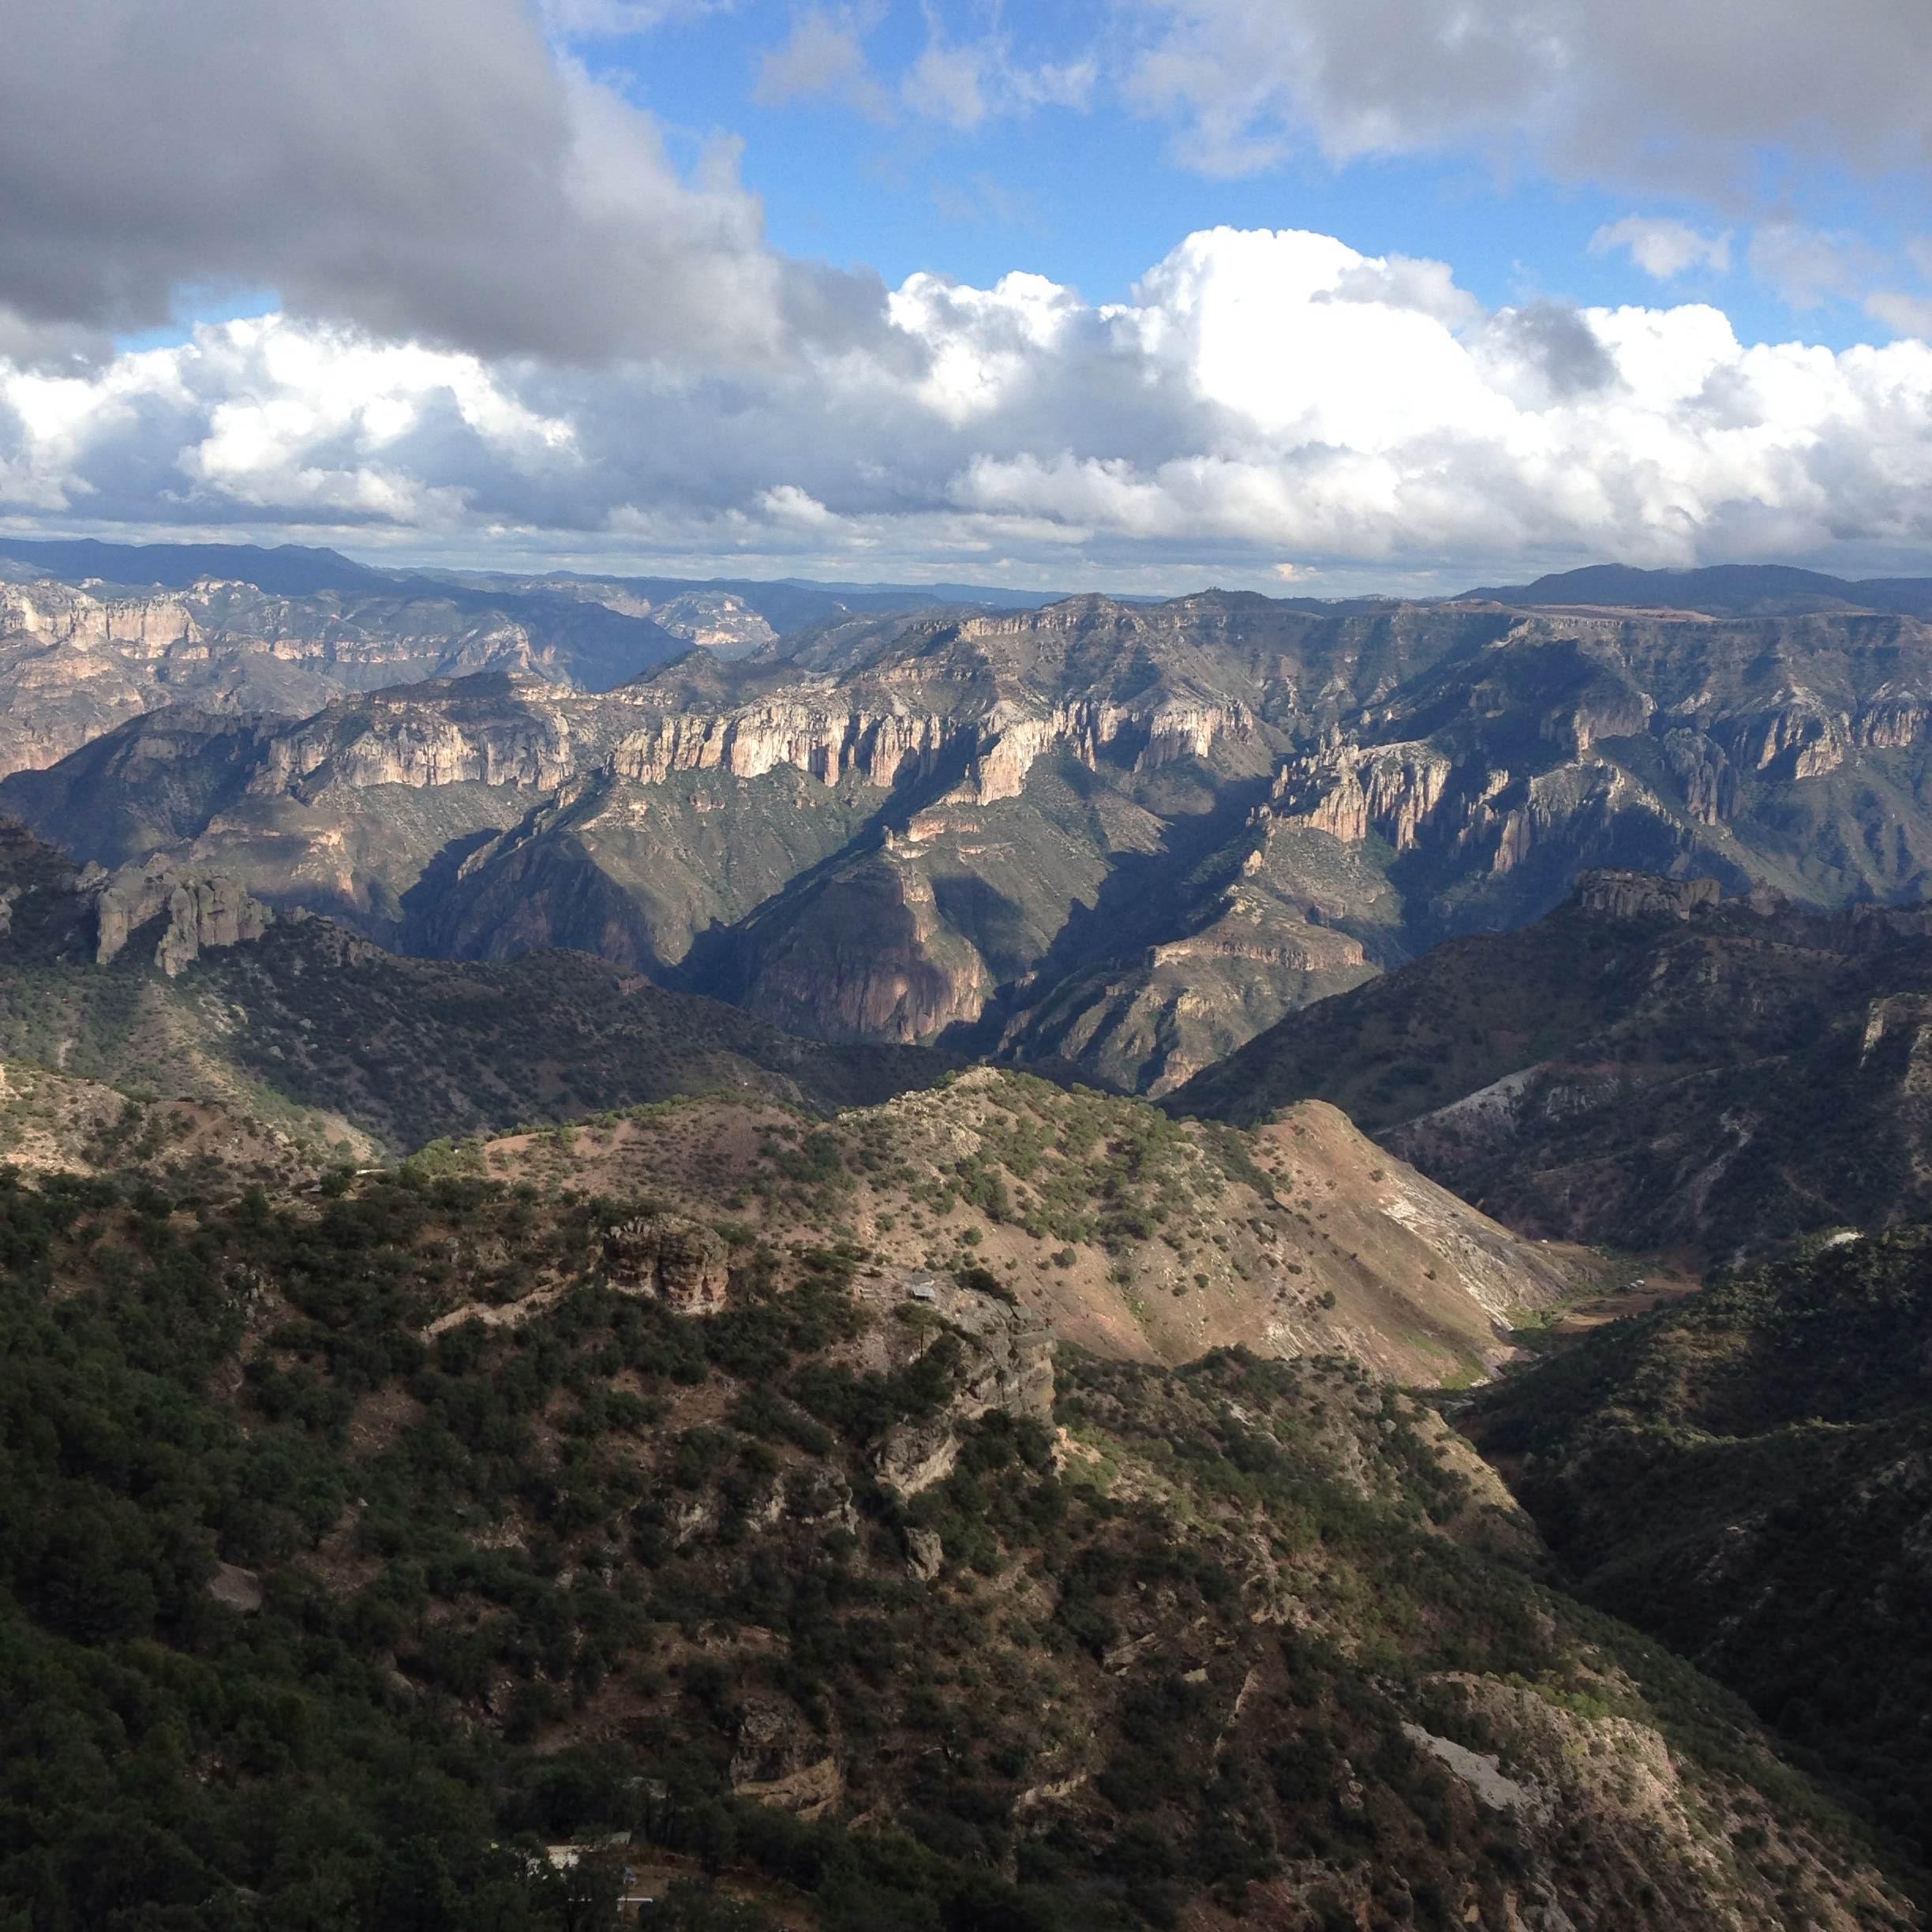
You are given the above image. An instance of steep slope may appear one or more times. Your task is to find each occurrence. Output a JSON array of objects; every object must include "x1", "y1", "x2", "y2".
[
  {"x1": 470, "y1": 1067, "x2": 1598, "y2": 1384},
  {"x1": 0, "y1": 596, "x2": 1502, "y2": 1091},
  {"x1": 0, "y1": 822, "x2": 951, "y2": 1155},
  {"x1": 0, "y1": 811, "x2": 1594, "y2": 1381},
  {"x1": 0, "y1": 1059, "x2": 350, "y2": 1185},
  {"x1": 1176, "y1": 869, "x2": 1932, "y2": 1255},
  {"x1": 1466, "y1": 1224, "x2": 1932, "y2": 1877},
  {"x1": 0, "y1": 1145, "x2": 1908, "y2": 1930}
]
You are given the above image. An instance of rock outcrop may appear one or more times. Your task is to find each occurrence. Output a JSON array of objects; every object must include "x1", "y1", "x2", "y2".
[
  {"x1": 1263, "y1": 737, "x2": 1453, "y2": 852},
  {"x1": 1572, "y1": 868, "x2": 1723, "y2": 921},
  {"x1": 92, "y1": 862, "x2": 271, "y2": 975},
  {"x1": 601, "y1": 1212, "x2": 731, "y2": 1312},
  {"x1": 870, "y1": 1270, "x2": 1054, "y2": 1496}
]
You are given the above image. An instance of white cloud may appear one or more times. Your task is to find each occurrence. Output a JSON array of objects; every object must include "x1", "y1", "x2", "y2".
[
  {"x1": 755, "y1": 8, "x2": 1095, "y2": 135},
  {"x1": 5, "y1": 226, "x2": 1932, "y2": 583},
  {"x1": 1590, "y1": 217, "x2": 1732, "y2": 280},
  {"x1": 1867, "y1": 292, "x2": 1932, "y2": 339},
  {"x1": 903, "y1": 36, "x2": 991, "y2": 129},
  {"x1": 900, "y1": 28, "x2": 1098, "y2": 131}
]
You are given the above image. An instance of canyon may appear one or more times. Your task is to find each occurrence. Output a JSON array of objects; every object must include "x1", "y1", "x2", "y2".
[{"x1": 10, "y1": 555, "x2": 1932, "y2": 1098}]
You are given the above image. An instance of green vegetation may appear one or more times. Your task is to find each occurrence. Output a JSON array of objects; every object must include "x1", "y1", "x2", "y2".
[
  {"x1": 1469, "y1": 1225, "x2": 1932, "y2": 1884},
  {"x1": 0, "y1": 825, "x2": 953, "y2": 1157},
  {"x1": 0, "y1": 1141, "x2": 1907, "y2": 1930}
]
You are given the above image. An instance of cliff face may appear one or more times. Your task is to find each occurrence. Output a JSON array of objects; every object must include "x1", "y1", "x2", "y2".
[
  {"x1": 1263, "y1": 738, "x2": 1454, "y2": 850},
  {"x1": 252, "y1": 679, "x2": 599, "y2": 796},
  {"x1": 1226, "y1": 616, "x2": 1932, "y2": 962},
  {"x1": 1571, "y1": 868, "x2": 1724, "y2": 921}
]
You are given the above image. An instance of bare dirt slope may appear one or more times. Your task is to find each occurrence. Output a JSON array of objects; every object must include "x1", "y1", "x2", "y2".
[{"x1": 474, "y1": 1069, "x2": 1603, "y2": 1385}]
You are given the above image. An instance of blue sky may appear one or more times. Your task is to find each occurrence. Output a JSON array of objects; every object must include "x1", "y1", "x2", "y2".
[
  {"x1": 4, "y1": 0, "x2": 1930, "y2": 591},
  {"x1": 599, "y1": 0, "x2": 1927, "y2": 350}
]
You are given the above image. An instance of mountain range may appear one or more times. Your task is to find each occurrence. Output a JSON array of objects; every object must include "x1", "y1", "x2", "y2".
[
  {"x1": 1471, "y1": 561, "x2": 1932, "y2": 620},
  {"x1": 10, "y1": 547, "x2": 1932, "y2": 1099}
]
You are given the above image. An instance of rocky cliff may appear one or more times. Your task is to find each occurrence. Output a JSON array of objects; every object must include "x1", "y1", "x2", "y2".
[
  {"x1": 0, "y1": 570, "x2": 682, "y2": 781},
  {"x1": 1571, "y1": 867, "x2": 1724, "y2": 920},
  {"x1": 601, "y1": 1211, "x2": 732, "y2": 1312}
]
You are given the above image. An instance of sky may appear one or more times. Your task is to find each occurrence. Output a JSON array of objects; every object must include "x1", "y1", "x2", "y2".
[{"x1": 1, "y1": 0, "x2": 1930, "y2": 596}]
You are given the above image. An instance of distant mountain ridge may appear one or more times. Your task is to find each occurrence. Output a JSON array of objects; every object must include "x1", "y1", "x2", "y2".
[
  {"x1": 0, "y1": 534, "x2": 395, "y2": 596},
  {"x1": 0, "y1": 535, "x2": 1094, "y2": 632},
  {"x1": 1466, "y1": 560, "x2": 1932, "y2": 618}
]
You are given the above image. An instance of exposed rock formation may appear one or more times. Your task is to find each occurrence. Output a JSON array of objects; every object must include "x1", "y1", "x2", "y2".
[
  {"x1": 92, "y1": 862, "x2": 271, "y2": 975},
  {"x1": 608, "y1": 697, "x2": 960, "y2": 791},
  {"x1": 728, "y1": 1699, "x2": 843, "y2": 1818},
  {"x1": 1572, "y1": 869, "x2": 1723, "y2": 921},
  {"x1": 601, "y1": 1211, "x2": 731, "y2": 1312},
  {"x1": 904, "y1": 1527, "x2": 945, "y2": 1582},
  {"x1": 869, "y1": 1269, "x2": 1054, "y2": 1496},
  {"x1": 1264, "y1": 738, "x2": 1453, "y2": 851},
  {"x1": 18, "y1": 581, "x2": 1932, "y2": 1098},
  {"x1": 0, "y1": 571, "x2": 681, "y2": 781}
]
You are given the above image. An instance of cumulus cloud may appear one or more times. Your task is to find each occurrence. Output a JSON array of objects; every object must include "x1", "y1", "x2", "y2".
[
  {"x1": 1590, "y1": 217, "x2": 1732, "y2": 280},
  {"x1": 4, "y1": 227, "x2": 1932, "y2": 583},
  {"x1": 1122, "y1": 0, "x2": 1932, "y2": 193},
  {"x1": 0, "y1": 0, "x2": 886, "y2": 367}
]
